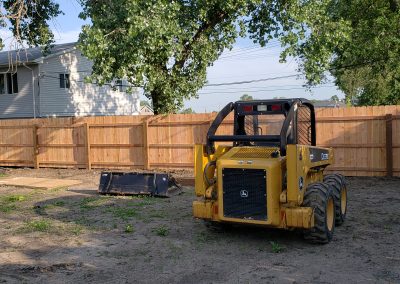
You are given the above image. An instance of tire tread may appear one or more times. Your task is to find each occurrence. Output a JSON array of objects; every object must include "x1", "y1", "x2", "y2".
[{"x1": 303, "y1": 182, "x2": 335, "y2": 244}]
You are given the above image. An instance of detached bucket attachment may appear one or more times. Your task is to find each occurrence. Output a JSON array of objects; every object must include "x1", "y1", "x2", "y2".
[{"x1": 98, "y1": 172, "x2": 182, "y2": 197}]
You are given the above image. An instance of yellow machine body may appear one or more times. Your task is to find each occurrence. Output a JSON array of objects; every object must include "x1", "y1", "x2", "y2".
[{"x1": 193, "y1": 144, "x2": 333, "y2": 230}]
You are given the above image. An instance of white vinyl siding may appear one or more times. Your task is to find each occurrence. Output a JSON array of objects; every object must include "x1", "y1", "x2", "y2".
[
  {"x1": 0, "y1": 66, "x2": 38, "y2": 118},
  {"x1": 39, "y1": 49, "x2": 140, "y2": 117}
]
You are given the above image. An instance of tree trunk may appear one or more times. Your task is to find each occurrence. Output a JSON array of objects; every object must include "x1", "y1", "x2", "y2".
[
  {"x1": 151, "y1": 89, "x2": 162, "y2": 115},
  {"x1": 389, "y1": 0, "x2": 399, "y2": 12}
]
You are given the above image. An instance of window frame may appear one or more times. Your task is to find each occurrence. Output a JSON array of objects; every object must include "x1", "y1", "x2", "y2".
[
  {"x1": 59, "y1": 73, "x2": 70, "y2": 89},
  {"x1": 0, "y1": 74, "x2": 5, "y2": 95},
  {"x1": 4, "y1": 72, "x2": 18, "y2": 94}
]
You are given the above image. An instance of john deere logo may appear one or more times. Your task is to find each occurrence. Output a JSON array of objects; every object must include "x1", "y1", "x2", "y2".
[{"x1": 240, "y1": 190, "x2": 249, "y2": 198}]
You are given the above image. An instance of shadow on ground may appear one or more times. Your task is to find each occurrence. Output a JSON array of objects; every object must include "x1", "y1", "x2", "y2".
[{"x1": 0, "y1": 176, "x2": 399, "y2": 283}]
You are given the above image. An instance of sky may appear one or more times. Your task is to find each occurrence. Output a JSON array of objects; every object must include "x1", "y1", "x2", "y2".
[{"x1": 3, "y1": 0, "x2": 344, "y2": 112}]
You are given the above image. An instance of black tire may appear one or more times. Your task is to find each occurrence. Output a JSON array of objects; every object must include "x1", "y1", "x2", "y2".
[
  {"x1": 324, "y1": 174, "x2": 347, "y2": 226},
  {"x1": 303, "y1": 182, "x2": 335, "y2": 244}
]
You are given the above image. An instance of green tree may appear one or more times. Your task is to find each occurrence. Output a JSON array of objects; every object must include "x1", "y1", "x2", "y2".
[
  {"x1": 79, "y1": 0, "x2": 254, "y2": 114},
  {"x1": 248, "y1": 0, "x2": 400, "y2": 105},
  {"x1": 79, "y1": 0, "x2": 400, "y2": 114},
  {"x1": 1, "y1": 0, "x2": 62, "y2": 51},
  {"x1": 330, "y1": 1, "x2": 400, "y2": 105},
  {"x1": 240, "y1": 94, "x2": 254, "y2": 101},
  {"x1": 330, "y1": 95, "x2": 339, "y2": 103},
  {"x1": 179, "y1": 107, "x2": 196, "y2": 114}
]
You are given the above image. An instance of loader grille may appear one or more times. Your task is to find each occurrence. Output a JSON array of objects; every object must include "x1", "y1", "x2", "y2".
[
  {"x1": 222, "y1": 168, "x2": 267, "y2": 221},
  {"x1": 231, "y1": 147, "x2": 278, "y2": 159}
]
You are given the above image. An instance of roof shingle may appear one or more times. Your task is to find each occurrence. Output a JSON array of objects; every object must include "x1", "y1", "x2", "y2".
[{"x1": 0, "y1": 42, "x2": 76, "y2": 67}]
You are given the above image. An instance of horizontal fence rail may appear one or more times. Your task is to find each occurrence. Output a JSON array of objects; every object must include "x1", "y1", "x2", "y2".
[{"x1": 0, "y1": 106, "x2": 399, "y2": 177}]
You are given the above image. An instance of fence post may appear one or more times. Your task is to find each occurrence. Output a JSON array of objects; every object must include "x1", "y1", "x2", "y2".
[
  {"x1": 84, "y1": 123, "x2": 91, "y2": 170},
  {"x1": 385, "y1": 114, "x2": 393, "y2": 177},
  {"x1": 32, "y1": 125, "x2": 39, "y2": 169},
  {"x1": 142, "y1": 119, "x2": 150, "y2": 170}
]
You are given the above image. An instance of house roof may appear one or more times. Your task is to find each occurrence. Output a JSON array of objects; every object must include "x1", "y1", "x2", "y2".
[
  {"x1": 0, "y1": 42, "x2": 76, "y2": 67},
  {"x1": 140, "y1": 105, "x2": 154, "y2": 114},
  {"x1": 313, "y1": 100, "x2": 346, "y2": 108}
]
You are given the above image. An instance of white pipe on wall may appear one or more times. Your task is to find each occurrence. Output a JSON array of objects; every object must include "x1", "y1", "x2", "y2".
[{"x1": 23, "y1": 63, "x2": 36, "y2": 119}]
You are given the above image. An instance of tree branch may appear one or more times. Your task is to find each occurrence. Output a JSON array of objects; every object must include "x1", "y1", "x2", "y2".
[{"x1": 174, "y1": 11, "x2": 227, "y2": 69}]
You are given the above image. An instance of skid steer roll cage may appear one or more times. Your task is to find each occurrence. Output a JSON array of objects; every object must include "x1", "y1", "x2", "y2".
[{"x1": 206, "y1": 98, "x2": 316, "y2": 156}]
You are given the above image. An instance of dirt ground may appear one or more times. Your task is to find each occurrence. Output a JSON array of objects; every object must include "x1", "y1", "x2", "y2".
[{"x1": 0, "y1": 168, "x2": 399, "y2": 284}]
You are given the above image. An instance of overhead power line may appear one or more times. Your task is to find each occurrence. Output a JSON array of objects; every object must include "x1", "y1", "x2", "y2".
[
  {"x1": 198, "y1": 85, "x2": 336, "y2": 95},
  {"x1": 39, "y1": 58, "x2": 381, "y2": 93},
  {"x1": 202, "y1": 83, "x2": 310, "y2": 92},
  {"x1": 204, "y1": 74, "x2": 300, "y2": 87},
  {"x1": 219, "y1": 43, "x2": 282, "y2": 60},
  {"x1": 206, "y1": 71, "x2": 296, "y2": 80}
]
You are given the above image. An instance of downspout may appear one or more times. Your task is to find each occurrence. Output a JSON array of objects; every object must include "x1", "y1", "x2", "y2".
[
  {"x1": 23, "y1": 63, "x2": 36, "y2": 119},
  {"x1": 38, "y1": 64, "x2": 41, "y2": 117}
]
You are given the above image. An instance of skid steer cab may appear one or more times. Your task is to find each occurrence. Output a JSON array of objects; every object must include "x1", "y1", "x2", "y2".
[{"x1": 193, "y1": 98, "x2": 347, "y2": 243}]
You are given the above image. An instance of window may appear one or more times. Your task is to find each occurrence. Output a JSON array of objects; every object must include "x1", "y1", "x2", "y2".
[
  {"x1": 59, "y1": 74, "x2": 70, "y2": 89},
  {"x1": 5, "y1": 73, "x2": 18, "y2": 94},
  {"x1": 0, "y1": 74, "x2": 4, "y2": 94}
]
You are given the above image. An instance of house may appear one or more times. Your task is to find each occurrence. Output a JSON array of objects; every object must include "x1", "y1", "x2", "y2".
[
  {"x1": 140, "y1": 105, "x2": 154, "y2": 115},
  {"x1": 312, "y1": 100, "x2": 346, "y2": 108},
  {"x1": 0, "y1": 42, "x2": 140, "y2": 118}
]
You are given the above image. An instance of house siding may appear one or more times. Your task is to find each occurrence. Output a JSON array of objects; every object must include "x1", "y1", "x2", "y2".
[
  {"x1": 39, "y1": 49, "x2": 140, "y2": 117},
  {"x1": 0, "y1": 65, "x2": 39, "y2": 119}
]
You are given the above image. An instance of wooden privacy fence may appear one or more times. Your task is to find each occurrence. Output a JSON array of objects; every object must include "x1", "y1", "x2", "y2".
[{"x1": 0, "y1": 105, "x2": 399, "y2": 177}]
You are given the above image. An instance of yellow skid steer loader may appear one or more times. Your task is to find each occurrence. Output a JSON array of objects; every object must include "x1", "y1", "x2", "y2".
[{"x1": 193, "y1": 99, "x2": 347, "y2": 243}]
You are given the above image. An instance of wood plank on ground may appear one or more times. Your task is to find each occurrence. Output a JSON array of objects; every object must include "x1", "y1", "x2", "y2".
[{"x1": 0, "y1": 177, "x2": 82, "y2": 189}]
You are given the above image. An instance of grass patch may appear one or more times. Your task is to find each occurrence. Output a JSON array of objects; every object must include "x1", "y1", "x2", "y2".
[
  {"x1": 382, "y1": 224, "x2": 392, "y2": 233},
  {"x1": 74, "y1": 217, "x2": 91, "y2": 227},
  {"x1": 133, "y1": 200, "x2": 154, "y2": 207},
  {"x1": 3, "y1": 195, "x2": 26, "y2": 203},
  {"x1": 125, "y1": 224, "x2": 134, "y2": 233},
  {"x1": 70, "y1": 224, "x2": 84, "y2": 235},
  {"x1": 147, "y1": 212, "x2": 165, "y2": 219},
  {"x1": 153, "y1": 225, "x2": 169, "y2": 237},
  {"x1": 53, "y1": 200, "x2": 65, "y2": 207},
  {"x1": 130, "y1": 196, "x2": 157, "y2": 207},
  {"x1": 80, "y1": 197, "x2": 98, "y2": 209},
  {"x1": 109, "y1": 207, "x2": 138, "y2": 220},
  {"x1": 49, "y1": 186, "x2": 67, "y2": 192},
  {"x1": 22, "y1": 220, "x2": 52, "y2": 232},
  {"x1": 195, "y1": 231, "x2": 215, "y2": 243},
  {"x1": 79, "y1": 197, "x2": 109, "y2": 210},
  {"x1": 32, "y1": 205, "x2": 48, "y2": 215},
  {"x1": 0, "y1": 194, "x2": 27, "y2": 213},
  {"x1": 131, "y1": 195, "x2": 153, "y2": 200},
  {"x1": 0, "y1": 204, "x2": 16, "y2": 213},
  {"x1": 0, "y1": 172, "x2": 8, "y2": 178},
  {"x1": 270, "y1": 241, "x2": 284, "y2": 253}
]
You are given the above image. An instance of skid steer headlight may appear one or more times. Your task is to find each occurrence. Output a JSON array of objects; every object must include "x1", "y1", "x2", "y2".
[{"x1": 257, "y1": 105, "x2": 267, "y2": 112}]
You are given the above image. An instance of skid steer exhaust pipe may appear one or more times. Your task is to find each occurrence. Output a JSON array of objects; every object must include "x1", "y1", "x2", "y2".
[{"x1": 98, "y1": 172, "x2": 182, "y2": 197}]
